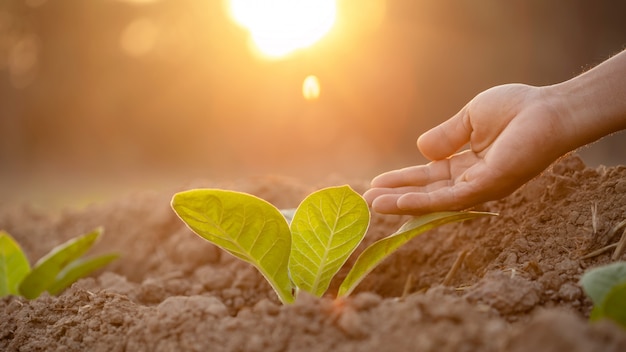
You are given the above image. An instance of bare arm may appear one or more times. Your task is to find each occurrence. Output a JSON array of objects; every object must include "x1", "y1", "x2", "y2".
[{"x1": 551, "y1": 50, "x2": 626, "y2": 149}]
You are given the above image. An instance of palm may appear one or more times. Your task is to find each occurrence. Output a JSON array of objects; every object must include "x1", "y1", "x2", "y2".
[{"x1": 364, "y1": 84, "x2": 564, "y2": 215}]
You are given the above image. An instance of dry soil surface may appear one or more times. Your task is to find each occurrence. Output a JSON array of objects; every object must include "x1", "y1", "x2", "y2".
[{"x1": 2, "y1": 154, "x2": 626, "y2": 351}]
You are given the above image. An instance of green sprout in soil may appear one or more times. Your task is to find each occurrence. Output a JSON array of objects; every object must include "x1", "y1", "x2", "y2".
[
  {"x1": 171, "y1": 185, "x2": 496, "y2": 304},
  {"x1": 0, "y1": 227, "x2": 119, "y2": 299},
  {"x1": 580, "y1": 261, "x2": 626, "y2": 329}
]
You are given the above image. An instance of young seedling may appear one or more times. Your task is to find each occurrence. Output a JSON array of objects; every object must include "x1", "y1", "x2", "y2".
[
  {"x1": 0, "y1": 228, "x2": 119, "y2": 299},
  {"x1": 580, "y1": 261, "x2": 626, "y2": 329},
  {"x1": 171, "y1": 185, "x2": 495, "y2": 304}
]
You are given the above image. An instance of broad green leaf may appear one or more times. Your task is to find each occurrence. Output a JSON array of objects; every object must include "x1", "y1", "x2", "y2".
[
  {"x1": 581, "y1": 261, "x2": 626, "y2": 327},
  {"x1": 338, "y1": 211, "x2": 497, "y2": 297},
  {"x1": 19, "y1": 228, "x2": 103, "y2": 299},
  {"x1": 0, "y1": 231, "x2": 31, "y2": 297},
  {"x1": 289, "y1": 185, "x2": 369, "y2": 297},
  {"x1": 599, "y1": 281, "x2": 626, "y2": 328},
  {"x1": 171, "y1": 189, "x2": 294, "y2": 304},
  {"x1": 580, "y1": 261, "x2": 626, "y2": 306},
  {"x1": 47, "y1": 253, "x2": 119, "y2": 296}
]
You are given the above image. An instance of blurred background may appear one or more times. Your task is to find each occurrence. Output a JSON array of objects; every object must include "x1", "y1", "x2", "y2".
[{"x1": 1, "y1": 0, "x2": 625, "y2": 201}]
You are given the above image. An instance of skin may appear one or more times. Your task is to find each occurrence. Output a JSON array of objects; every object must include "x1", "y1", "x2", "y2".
[{"x1": 364, "y1": 49, "x2": 626, "y2": 215}]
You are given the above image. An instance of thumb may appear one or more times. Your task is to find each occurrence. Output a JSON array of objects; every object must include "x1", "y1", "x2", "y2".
[{"x1": 418, "y1": 105, "x2": 472, "y2": 160}]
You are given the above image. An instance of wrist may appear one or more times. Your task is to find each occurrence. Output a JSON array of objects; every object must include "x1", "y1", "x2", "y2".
[
  {"x1": 535, "y1": 84, "x2": 589, "y2": 155},
  {"x1": 543, "y1": 51, "x2": 626, "y2": 151}
]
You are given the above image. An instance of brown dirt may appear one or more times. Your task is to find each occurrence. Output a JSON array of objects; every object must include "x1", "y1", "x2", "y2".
[{"x1": 2, "y1": 154, "x2": 626, "y2": 351}]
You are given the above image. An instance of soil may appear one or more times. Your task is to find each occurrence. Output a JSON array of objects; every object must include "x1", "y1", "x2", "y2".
[{"x1": 2, "y1": 154, "x2": 626, "y2": 351}]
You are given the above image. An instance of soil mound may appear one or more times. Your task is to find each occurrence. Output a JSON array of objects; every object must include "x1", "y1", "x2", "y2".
[{"x1": 2, "y1": 155, "x2": 626, "y2": 351}]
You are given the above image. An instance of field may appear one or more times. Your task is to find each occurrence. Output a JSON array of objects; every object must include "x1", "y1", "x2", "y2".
[{"x1": 2, "y1": 154, "x2": 626, "y2": 351}]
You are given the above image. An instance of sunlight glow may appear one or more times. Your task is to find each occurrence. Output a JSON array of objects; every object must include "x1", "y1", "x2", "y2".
[
  {"x1": 229, "y1": 0, "x2": 336, "y2": 58},
  {"x1": 302, "y1": 75, "x2": 320, "y2": 101}
]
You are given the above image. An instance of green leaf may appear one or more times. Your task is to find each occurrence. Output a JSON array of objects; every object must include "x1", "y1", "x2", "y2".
[
  {"x1": 171, "y1": 189, "x2": 294, "y2": 304},
  {"x1": 19, "y1": 228, "x2": 103, "y2": 299},
  {"x1": 589, "y1": 304, "x2": 604, "y2": 322},
  {"x1": 47, "y1": 253, "x2": 119, "y2": 296},
  {"x1": 289, "y1": 185, "x2": 370, "y2": 297},
  {"x1": 0, "y1": 231, "x2": 31, "y2": 297},
  {"x1": 337, "y1": 211, "x2": 497, "y2": 298},
  {"x1": 581, "y1": 262, "x2": 626, "y2": 328},
  {"x1": 580, "y1": 261, "x2": 626, "y2": 306},
  {"x1": 600, "y1": 281, "x2": 626, "y2": 328}
]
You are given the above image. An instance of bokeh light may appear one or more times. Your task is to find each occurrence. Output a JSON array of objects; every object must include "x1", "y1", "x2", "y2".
[
  {"x1": 302, "y1": 75, "x2": 320, "y2": 101},
  {"x1": 7, "y1": 35, "x2": 39, "y2": 89}
]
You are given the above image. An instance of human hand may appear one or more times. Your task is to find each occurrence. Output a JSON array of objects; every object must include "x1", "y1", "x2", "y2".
[{"x1": 363, "y1": 83, "x2": 573, "y2": 215}]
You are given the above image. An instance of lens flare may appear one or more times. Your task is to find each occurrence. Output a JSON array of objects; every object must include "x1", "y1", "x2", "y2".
[
  {"x1": 230, "y1": 0, "x2": 336, "y2": 58},
  {"x1": 302, "y1": 75, "x2": 320, "y2": 101}
]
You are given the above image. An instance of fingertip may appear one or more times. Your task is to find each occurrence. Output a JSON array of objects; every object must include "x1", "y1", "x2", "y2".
[
  {"x1": 370, "y1": 194, "x2": 401, "y2": 215},
  {"x1": 362, "y1": 188, "x2": 377, "y2": 205},
  {"x1": 418, "y1": 107, "x2": 471, "y2": 161},
  {"x1": 416, "y1": 131, "x2": 435, "y2": 161},
  {"x1": 370, "y1": 194, "x2": 388, "y2": 211},
  {"x1": 369, "y1": 175, "x2": 383, "y2": 188},
  {"x1": 370, "y1": 171, "x2": 394, "y2": 188}
]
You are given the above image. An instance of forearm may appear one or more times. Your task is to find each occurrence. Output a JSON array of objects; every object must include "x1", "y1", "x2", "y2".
[{"x1": 545, "y1": 49, "x2": 626, "y2": 151}]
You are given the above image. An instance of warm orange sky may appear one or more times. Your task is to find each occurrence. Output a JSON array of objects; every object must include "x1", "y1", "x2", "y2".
[{"x1": 0, "y1": 0, "x2": 625, "y2": 192}]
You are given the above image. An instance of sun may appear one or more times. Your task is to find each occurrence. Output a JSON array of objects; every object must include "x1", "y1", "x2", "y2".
[{"x1": 229, "y1": 0, "x2": 337, "y2": 58}]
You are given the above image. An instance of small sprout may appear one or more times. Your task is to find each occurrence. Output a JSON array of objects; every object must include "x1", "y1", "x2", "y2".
[
  {"x1": 580, "y1": 261, "x2": 626, "y2": 329},
  {"x1": 171, "y1": 185, "x2": 496, "y2": 304},
  {"x1": 0, "y1": 228, "x2": 119, "y2": 299}
]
